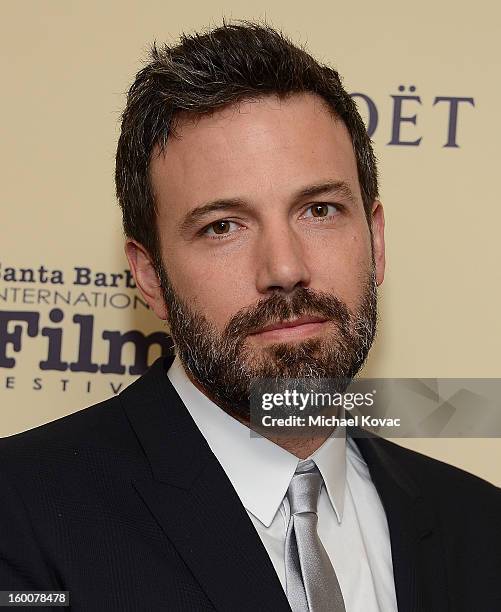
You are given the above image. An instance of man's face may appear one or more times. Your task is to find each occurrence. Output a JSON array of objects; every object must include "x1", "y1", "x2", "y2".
[{"x1": 130, "y1": 92, "x2": 385, "y2": 420}]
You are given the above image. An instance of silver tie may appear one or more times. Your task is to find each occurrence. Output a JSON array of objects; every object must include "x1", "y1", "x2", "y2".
[{"x1": 285, "y1": 459, "x2": 346, "y2": 612}]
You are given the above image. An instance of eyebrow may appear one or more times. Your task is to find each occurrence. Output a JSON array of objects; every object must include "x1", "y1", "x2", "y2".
[{"x1": 178, "y1": 180, "x2": 357, "y2": 234}]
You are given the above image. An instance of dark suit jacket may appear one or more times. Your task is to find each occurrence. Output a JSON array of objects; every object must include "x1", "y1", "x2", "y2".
[{"x1": 1, "y1": 350, "x2": 500, "y2": 611}]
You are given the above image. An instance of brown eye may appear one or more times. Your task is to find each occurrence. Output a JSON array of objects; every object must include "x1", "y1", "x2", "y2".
[
  {"x1": 211, "y1": 221, "x2": 231, "y2": 234},
  {"x1": 203, "y1": 219, "x2": 240, "y2": 237},
  {"x1": 303, "y1": 203, "x2": 339, "y2": 220},
  {"x1": 311, "y1": 204, "x2": 329, "y2": 217}
]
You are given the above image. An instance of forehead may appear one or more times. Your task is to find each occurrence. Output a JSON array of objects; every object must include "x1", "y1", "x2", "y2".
[{"x1": 149, "y1": 92, "x2": 361, "y2": 213}]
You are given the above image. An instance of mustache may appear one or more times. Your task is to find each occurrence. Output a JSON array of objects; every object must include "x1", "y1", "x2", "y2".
[{"x1": 224, "y1": 287, "x2": 351, "y2": 341}]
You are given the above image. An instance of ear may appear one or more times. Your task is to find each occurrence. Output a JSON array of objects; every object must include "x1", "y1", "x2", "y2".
[
  {"x1": 370, "y1": 200, "x2": 386, "y2": 286},
  {"x1": 124, "y1": 240, "x2": 168, "y2": 320}
]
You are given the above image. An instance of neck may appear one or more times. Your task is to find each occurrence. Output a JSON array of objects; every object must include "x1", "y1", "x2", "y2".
[{"x1": 187, "y1": 370, "x2": 336, "y2": 459}]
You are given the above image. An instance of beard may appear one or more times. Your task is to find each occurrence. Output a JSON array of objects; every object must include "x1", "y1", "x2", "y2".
[{"x1": 158, "y1": 263, "x2": 378, "y2": 423}]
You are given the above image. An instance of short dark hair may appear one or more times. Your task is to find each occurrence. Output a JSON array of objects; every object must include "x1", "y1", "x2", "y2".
[{"x1": 115, "y1": 19, "x2": 378, "y2": 270}]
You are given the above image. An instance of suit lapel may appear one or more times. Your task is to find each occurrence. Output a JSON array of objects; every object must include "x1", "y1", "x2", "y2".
[
  {"x1": 120, "y1": 352, "x2": 291, "y2": 612},
  {"x1": 352, "y1": 431, "x2": 451, "y2": 612}
]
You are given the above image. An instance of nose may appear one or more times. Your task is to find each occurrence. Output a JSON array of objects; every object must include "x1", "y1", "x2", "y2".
[{"x1": 255, "y1": 224, "x2": 311, "y2": 294}]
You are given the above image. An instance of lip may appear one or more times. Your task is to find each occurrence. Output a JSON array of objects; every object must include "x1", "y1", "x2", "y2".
[{"x1": 250, "y1": 315, "x2": 328, "y2": 335}]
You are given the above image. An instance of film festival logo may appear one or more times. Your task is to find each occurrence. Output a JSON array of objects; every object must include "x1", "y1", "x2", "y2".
[{"x1": 0, "y1": 263, "x2": 173, "y2": 395}]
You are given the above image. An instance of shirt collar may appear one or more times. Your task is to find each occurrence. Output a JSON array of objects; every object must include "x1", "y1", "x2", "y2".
[{"x1": 167, "y1": 353, "x2": 346, "y2": 527}]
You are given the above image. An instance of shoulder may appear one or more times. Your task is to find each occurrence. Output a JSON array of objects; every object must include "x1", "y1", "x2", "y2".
[
  {"x1": 368, "y1": 435, "x2": 501, "y2": 512},
  {"x1": 0, "y1": 395, "x2": 123, "y2": 454},
  {"x1": 0, "y1": 388, "x2": 156, "y2": 534},
  {"x1": 0, "y1": 392, "x2": 142, "y2": 486},
  {"x1": 0, "y1": 356, "x2": 171, "y2": 460}
]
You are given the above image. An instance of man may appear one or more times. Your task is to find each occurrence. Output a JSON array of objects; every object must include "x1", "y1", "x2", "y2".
[{"x1": 0, "y1": 20, "x2": 500, "y2": 612}]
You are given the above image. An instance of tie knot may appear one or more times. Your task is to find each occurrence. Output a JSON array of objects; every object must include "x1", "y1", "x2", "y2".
[{"x1": 287, "y1": 459, "x2": 323, "y2": 515}]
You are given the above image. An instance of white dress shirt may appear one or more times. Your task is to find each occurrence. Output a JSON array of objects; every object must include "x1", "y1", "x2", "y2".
[{"x1": 167, "y1": 354, "x2": 398, "y2": 612}]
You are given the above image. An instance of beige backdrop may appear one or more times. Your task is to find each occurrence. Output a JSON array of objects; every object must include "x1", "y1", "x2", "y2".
[{"x1": 1, "y1": 1, "x2": 500, "y2": 485}]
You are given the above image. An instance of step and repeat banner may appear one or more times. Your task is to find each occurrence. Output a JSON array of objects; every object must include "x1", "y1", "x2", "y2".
[{"x1": 1, "y1": 1, "x2": 500, "y2": 483}]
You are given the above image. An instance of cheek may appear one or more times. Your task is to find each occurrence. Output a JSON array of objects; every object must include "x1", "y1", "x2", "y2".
[
  {"x1": 164, "y1": 249, "x2": 252, "y2": 328},
  {"x1": 309, "y1": 230, "x2": 372, "y2": 304}
]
